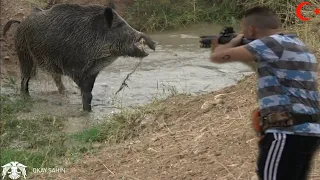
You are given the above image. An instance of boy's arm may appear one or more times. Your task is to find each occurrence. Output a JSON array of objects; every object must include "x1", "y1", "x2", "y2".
[
  {"x1": 210, "y1": 45, "x2": 257, "y2": 64},
  {"x1": 210, "y1": 34, "x2": 273, "y2": 67},
  {"x1": 210, "y1": 45, "x2": 258, "y2": 71}
]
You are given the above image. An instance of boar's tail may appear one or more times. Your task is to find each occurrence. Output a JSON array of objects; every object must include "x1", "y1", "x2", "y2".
[{"x1": 3, "y1": 20, "x2": 21, "y2": 37}]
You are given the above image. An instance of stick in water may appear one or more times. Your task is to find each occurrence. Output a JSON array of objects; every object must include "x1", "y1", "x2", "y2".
[{"x1": 115, "y1": 58, "x2": 143, "y2": 95}]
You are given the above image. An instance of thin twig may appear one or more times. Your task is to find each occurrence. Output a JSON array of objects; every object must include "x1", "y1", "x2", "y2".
[
  {"x1": 215, "y1": 159, "x2": 237, "y2": 180},
  {"x1": 102, "y1": 163, "x2": 115, "y2": 175},
  {"x1": 115, "y1": 58, "x2": 143, "y2": 95},
  {"x1": 237, "y1": 173, "x2": 243, "y2": 180},
  {"x1": 237, "y1": 105, "x2": 243, "y2": 119}
]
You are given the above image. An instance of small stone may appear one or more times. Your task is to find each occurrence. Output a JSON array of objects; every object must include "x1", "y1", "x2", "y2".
[
  {"x1": 201, "y1": 101, "x2": 214, "y2": 110},
  {"x1": 201, "y1": 99, "x2": 224, "y2": 112},
  {"x1": 214, "y1": 94, "x2": 225, "y2": 100},
  {"x1": 194, "y1": 133, "x2": 204, "y2": 141},
  {"x1": 214, "y1": 98, "x2": 224, "y2": 105},
  {"x1": 4, "y1": 56, "x2": 9, "y2": 60},
  {"x1": 193, "y1": 149, "x2": 207, "y2": 155}
]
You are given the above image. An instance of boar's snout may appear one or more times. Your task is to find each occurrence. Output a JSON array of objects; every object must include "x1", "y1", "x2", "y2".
[{"x1": 130, "y1": 32, "x2": 158, "y2": 58}]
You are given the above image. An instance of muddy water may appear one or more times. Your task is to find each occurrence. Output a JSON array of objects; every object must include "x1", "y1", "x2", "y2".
[{"x1": 3, "y1": 23, "x2": 255, "y2": 133}]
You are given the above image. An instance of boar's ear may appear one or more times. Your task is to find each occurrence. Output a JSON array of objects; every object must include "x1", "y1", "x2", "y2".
[{"x1": 104, "y1": 7, "x2": 113, "y2": 28}]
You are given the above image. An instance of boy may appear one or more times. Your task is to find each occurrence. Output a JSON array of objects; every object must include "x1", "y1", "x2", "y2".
[{"x1": 210, "y1": 6, "x2": 320, "y2": 180}]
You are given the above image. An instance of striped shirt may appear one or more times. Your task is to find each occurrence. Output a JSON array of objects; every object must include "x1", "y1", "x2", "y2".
[{"x1": 244, "y1": 34, "x2": 320, "y2": 137}]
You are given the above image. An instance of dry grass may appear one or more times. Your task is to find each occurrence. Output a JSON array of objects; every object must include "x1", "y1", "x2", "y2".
[
  {"x1": 238, "y1": 0, "x2": 320, "y2": 53},
  {"x1": 280, "y1": 0, "x2": 320, "y2": 56},
  {"x1": 34, "y1": 75, "x2": 320, "y2": 180},
  {"x1": 239, "y1": 0, "x2": 318, "y2": 26}
]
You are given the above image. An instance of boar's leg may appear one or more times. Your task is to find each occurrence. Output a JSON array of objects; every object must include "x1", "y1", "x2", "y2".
[
  {"x1": 18, "y1": 48, "x2": 35, "y2": 98},
  {"x1": 51, "y1": 73, "x2": 65, "y2": 94},
  {"x1": 81, "y1": 74, "x2": 98, "y2": 112},
  {"x1": 74, "y1": 73, "x2": 98, "y2": 112},
  {"x1": 20, "y1": 76, "x2": 31, "y2": 97}
]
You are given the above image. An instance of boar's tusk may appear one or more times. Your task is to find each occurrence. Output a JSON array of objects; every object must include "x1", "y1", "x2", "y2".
[{"x1": 140, "y1": 33, "x2": 157, "y2": 51}]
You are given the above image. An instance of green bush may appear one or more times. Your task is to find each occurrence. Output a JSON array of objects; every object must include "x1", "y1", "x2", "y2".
[
  {"x1": 125, "y1": 0, "x2": 240, "y2": 32},
  {"x1": 125, "y1": 0, "x2": 318, "y2": 32}
]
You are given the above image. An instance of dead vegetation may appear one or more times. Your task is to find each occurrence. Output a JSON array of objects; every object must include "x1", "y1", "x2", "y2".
[{"x1": 34, "y1": 75, "x2": 320, "y2": 180}]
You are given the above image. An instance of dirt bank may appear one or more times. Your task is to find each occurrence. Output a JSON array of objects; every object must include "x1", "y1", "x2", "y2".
[{"x1": 33, "y1": 74, "x2": 320, "y2": 180}]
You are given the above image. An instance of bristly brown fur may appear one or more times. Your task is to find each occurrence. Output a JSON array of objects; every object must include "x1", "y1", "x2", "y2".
[{"x1": 12, "y1": 3, "x2": 156, "y2": 112}]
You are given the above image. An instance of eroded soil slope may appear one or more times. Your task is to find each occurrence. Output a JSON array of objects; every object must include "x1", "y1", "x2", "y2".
[{"x1": 34, "y1": 75, "x2": 320, "y2": 180}]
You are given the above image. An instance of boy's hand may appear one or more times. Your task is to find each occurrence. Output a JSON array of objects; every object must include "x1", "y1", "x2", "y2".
[
  {"x1": 211, "y1": 34, "x2": 244, "y2": 52},
  {"x1": 210, "y1": 33, "x2": 255, "y2": 64},
  {"x1": 210, "y1": 36, "x2": 219, "y2": 52},
  {"x1": 230, "y1": 34, "x2": 244, "y2": 47}
]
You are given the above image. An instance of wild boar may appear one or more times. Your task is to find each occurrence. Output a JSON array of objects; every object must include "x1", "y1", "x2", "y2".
[{"x1": 3, "y1": 3, "x2": 157, "y2": 112}]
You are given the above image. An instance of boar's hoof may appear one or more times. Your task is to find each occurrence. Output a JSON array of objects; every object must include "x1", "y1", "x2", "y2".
[
  {"x1": 83, "y1": 104, "x2": 92, "y2": 112},
  {"x1": 20, "y1": 91, "x2": 30, "y2": 99},
  {"x1": 83, "y1": 106, "x2": 92, "y2": 112}
]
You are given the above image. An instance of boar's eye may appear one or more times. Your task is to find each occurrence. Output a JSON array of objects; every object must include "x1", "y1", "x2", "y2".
[{"x1": 104, "y1": 7, "x2": 113, "y2": 28}]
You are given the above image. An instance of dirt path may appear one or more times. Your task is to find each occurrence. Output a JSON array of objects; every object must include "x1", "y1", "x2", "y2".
[{"x1": 33, "y1": 75, "x2": 320, "y2": 180}]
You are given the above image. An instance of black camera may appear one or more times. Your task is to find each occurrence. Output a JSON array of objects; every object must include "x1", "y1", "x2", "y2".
[{"x1": 199, "y1": 27, "x2": 254, "y2": 48}]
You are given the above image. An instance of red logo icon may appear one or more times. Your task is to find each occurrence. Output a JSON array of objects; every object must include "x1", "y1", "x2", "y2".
[{"x1": 296, "y1": 2, "x2": 319, "y2": 21}]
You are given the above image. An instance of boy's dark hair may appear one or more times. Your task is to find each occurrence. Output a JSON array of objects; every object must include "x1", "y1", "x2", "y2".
[{"x1": 242, "y1": 6, "x2": 281, "y2": 29}]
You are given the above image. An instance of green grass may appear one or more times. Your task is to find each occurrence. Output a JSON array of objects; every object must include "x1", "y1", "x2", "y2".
[
  {"x1": 0, "y1": 93, "x2": 66, "y2": 168},
  {"x1": 0, "y1": 77, "x2": 165, "y2": 176},
  {"x1": 125, "y1": 0, "x2": 240, "y2": 32},
  {"x1": 73, "y1": 102, "x2": 164, "y2": 144},
  {"x1": 0, "y1": 96, "x2": 163, "y2": 174},
  {"x1": 0, "y1": 78, "x2": 92, "y2": 173},
  {"x1": 27, "y1": 0, "x2": 48, "y2": 9},
  {"x1": 1, "y1": 99, "x2": 96, "y2": 176},
  {"x1": 124, "y1": 0, "x2": 320, "y2": 33},
  {"x1": 0, "y1": 97, "x2": 95, "y2": 168},
  {"x1": 72, "y1": 126, "x2": 101, "y2": 142},
  {"x1": 1, "y1": 149, "x2": 48, "y2": 168},
  {"x1": 24, "y1": 0, "x2": 319, "y2": 34}
]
